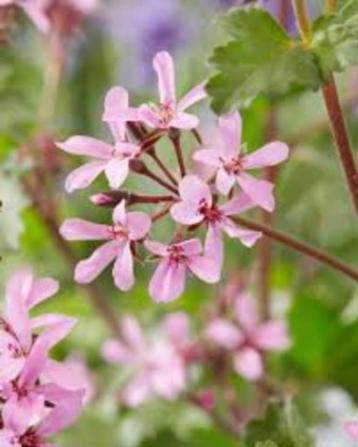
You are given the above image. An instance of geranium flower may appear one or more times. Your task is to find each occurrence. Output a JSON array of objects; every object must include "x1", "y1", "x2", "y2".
[
  {"x1": 170, "y1": 175, "x2": 261, "y2": 276},
  {"x1": 144, "y1": 238, "x2": 219, "y2": 302},
  {"x1": 194, "y1": 112, "x2": 289, "y2": 211},
  {"x1": 139, "y1": 51, "x2": 207, "y2": 130},
  {"x1": 60, "y1": 200, "x2": 151, "y2": 291},
  {"x1": 102, "y1": 314, "x2": 188, "y2": 407},
  {"x1": 206, "y1": 293, "x2": 290, "y2": 381}
]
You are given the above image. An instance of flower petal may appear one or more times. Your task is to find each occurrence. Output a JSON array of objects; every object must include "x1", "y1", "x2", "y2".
[
  {"x1": 26, "y1": 278, "x2": 59, "y2": 309},
  {"x1": 75, "y1": 241, "x2": 119, "y2": 284},
  {"x1": 242, "y1": 142, "x2": 289, "y2": 170},
  {"x1": 176, "y1": 238, "x2": 203, "y2": 256},
  {"x1": 104, "y1": 157, "x2": 129, "y2": 189},
  {"x1": 344, "y1": 422, "x2": 358, "y2": 441},
  {"x1": 57, "y1": 136, "x2": 113, "y2": 159},
  {"x1": 170, "y1": 201, "x2": 203, "y2": 226},
  {"x1": 112, "y1": 200, "x2": 127, "y2": 226},
  {"x1": 144, "y1": 240, "x2": 169, "y2": 257},
  {"x1": 235, "y1": 293, "x2": 258, "y2": 331},
  {"x1": 126, "y1": 212, "x2": 152, "y2": 240},
  {"x1": 188, "y1": 255, "x2": 220, "y2": 283},
  {"x1": 149, "y1": 259, "x2": 186, "y2": 303},
  {"x1": 102, "y1": 340, "x2": 130, "y2": 364},
  {"x1": 221, "y1": 218, "x2": 261, "y2": 247},
  {"x1": 121, "y1": 315, "x2": 146, "y2": 351},
  {"x1": 236, "y1": 172, "x2": 275, "y2": 212},
  {"x1": 253, "y1": 321, "x2": 290, "y2": 351},
  {"x1": 220, "y1": 192, "x2": 256, "y2": 216},
  {"x1": 234, "y1": 347, "x2": 263, "y2": 381},
  {"x1": 177, "y1": 82, "x2": 207, "y2": 112},
  {"x1": 193, "y1": 148, "x2": 222, "y2": 168},
  {"x1": 20, "y1": 1, "x2": 50, "y2": 33},
  {"x1": 170, "y1": 112, "x2": 199, "y2": 130},
  {"x1": 153, "y1": 51, "x2": 176, "y2": 104},
  {"x1": 206, "y1": 319, "x2": 241, "y2": 349},
  {"x1": 65, "y1": 160, "x2": 107, "y2": 193},
  {"x1": 178, "y1": 175, "x2": 212, "y2": 206},
  {"x1": 219, "y1": 111, "x2": 242, "y2": 157},
  {"x1": 204, "y1": 224, "x2": 223, "y2": 279},
  {"x1": 112, "y1": 242, "x2": 135, "y2": 291},
  {"x1": 216, "y1": 167, "x2": 235, "y2": 195},
  {"x1": 138, "y1": 105, "x2": 163, "y2": 128},
  {"x1": 60, "y1": 218, "x2": 110, "y2": 241},
  {"x1": 163, "y1": 312, "x2": 189, "y2": 346},
  {"x1": 121, "y1": 373, "x2": 152, "y2": 407}
]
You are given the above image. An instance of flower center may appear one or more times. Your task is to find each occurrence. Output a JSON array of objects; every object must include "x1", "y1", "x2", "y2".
[
  {"x1": 20, "y1": 429, "x2": 39, "y2": 447},
  {"x1": 158, "y1": 102, "x2": 175, "y2": 126},
  {"x1": 223, "y1": 156, "x2": 243, "y2": 175},
  {"x1": 110, "y1": 225, "x2": 128, "y2": 240},
  {"x1": 6, "y1": 342, "x2": 22, "y2": 359},
  {"x1": 198, "y1": 199, "x2": 222, "y2": 223},
  {"x1": 167, "y1": 245, "x2": 186, "y2": 265}
]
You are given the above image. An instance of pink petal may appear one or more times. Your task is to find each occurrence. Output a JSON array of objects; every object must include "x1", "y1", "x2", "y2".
[
  {"x1": 163, "y1": 312, "x2": 189, "y2": 346},
  {"x1": 112, "y1": 242, "x2": 135, "y2": 291},
  {"x1": 235, "y1": 293, "x2": 258, "y2": 331},
  {"x1": 170, "y1": 112, "x2": 199, "y2": 130},
  {"x1": 242, "y1": 142, "x2": 289, "y2": 170},
  {"x1": 0, "y1": 355, "x2": 25, "y2": 383},
  {"x1": 126, "y1": 212, "x2": 152, "y2": 240},
  {"x1": 204, "y1": 224, "x2": 223, "y2": 279},
  {"x1": 60, "y1": 218, "x2": 110, "y2": 241},
  {"x1": 177, "y1": 82, "x2": 207, "y2": 112},
  {"x1": 216, "y1": 167, "x2": 235, "y2": 195},
  {"x1": 149, "y1": 259, "x2": 186, "y2": 303},
  {"x1": 220, "y1": 192, "x2": 256, "y2": 216},
  {"x1": 112, "y1": 200, "x2": 127, "y2": 226},
  {"x1": 57, "y1": 136, "x2": 113, "y2": 159},
  {"x1": 253, "y1": 321, "x2": 290, "y2": 351},
  {"x1": 20, "y1": 1, "x2": 50, "y2": 33},
  {"x1": 234, "y1": 347, "x2": 263, "y2": 381},
  {"x1": 121, "y1": 373, "x2": 152, "y2": 407},
  {"x1": 74, "y1": 241, "x2": 119, "y2": 284},
  {"x1": 138, "y1": 105, "x2": 163, "y2": 128},
  {"x1": 144, "y1": 240, "x2": 169, "y2": 257},
  {"x1": 102, "y1": 340, "x2": 130, "y2": 364},
  {"x1": 221, "y1": 218, "x2": 261, "y2": 247},
  {"x1": 176, "y1": 238, "x2": 203, "y2": 256},
  {"x1": 5, "y1": 269, "x2": 32, "y2": 350},
  {"x1": 170, "y1": 201, "x2": 203, "y2": 226},
  {"x1": 153, "y1": 51, "x2": 176, "y2": 104},
  {"x1": 26, "y1": 277, "x2": 59, "y2": 309},
  {"x1": 178, "y1": 175, "x2": 212, "y2": 206},
  {"x1": 3, "y1": 393, "x2": 46, "y2": 435},
  {"x1": 102, "y1": 86, "x2": 128, "y2": 141},
  {"x1": 344, "y1": 422, "x2": 358, "y2": 440},
  {"x1": 65, "y1": 160, "x2": 107, "y2": 193},
  {"x1": 0, "y1": 429, "x2": 20, "y2": 447},
  {"x1": 188, "y1": 255, "x2": 220, "y2": 283},
  {"x1": 219, "y1": 111, "x2": 242, "y2": 157},
  {"x1": 206, "y1": 319, "x2": 241, "y2": 349},
  {"x1": 193, "y1": 148, "x2": 222, "y2": 168},
  {"x1": 236, "y1": 172, "x2": 275, "y2": 212},
  {"x1": 121, "y1": 315, "x2": 146, "y2": 351},
  {"x1": 104, "y1": 157, "x2": 129, "y2": 189},
  {"x1": 37, "y1": 388, "x2": 84, "y2": 437},
  {"x1": 30, "y1": 313, "x2": 72, "y2": 330}
]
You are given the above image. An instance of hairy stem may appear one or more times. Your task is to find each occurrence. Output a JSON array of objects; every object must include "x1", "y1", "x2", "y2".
[
  {"x1": 322, "y1": 77, "x2": 358, "y2": 215},
  {"x1": 232, "y1": 217, "x2": 358, "y2": 282},
  {"x1": 148, "y1": 150, "x2": 178, "y2": 186},
  {"x1": 292, "y1": 0, "x2": 312, "y2": 43},
  {"x1": 170, "y1": 131, "x2": 186, "y2": 177}
]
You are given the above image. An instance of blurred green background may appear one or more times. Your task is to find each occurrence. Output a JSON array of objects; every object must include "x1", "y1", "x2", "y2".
[{"x1": 0, "y1": 0, "x2": 358, "y2": 445}]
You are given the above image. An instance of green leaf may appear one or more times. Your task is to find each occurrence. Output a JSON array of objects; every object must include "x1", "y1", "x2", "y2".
[
  {"x1": 206, "y1": 6, "x2": 320, "y2": 113},
  {"x1": 244, "y1": 399, "x2": 314, "y2": 447},
  {"x1": 311, "y1": 0, "x2": 358, "y2": 79}
]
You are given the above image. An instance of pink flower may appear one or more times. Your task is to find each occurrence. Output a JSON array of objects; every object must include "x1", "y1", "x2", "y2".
[
  {"x1": 60, "y1": 200, "x2": 151, "y2": 290},
  {"x1": 139, "y1": 51, "x2": 207, "y2": 130},
  {"x1": 206, "y1": 294, "x2": 290, "y2": 381},
  {"x1": 102, "y1": 314, "x2": 188, "y2": 407},
  {"x1": 102, "y1": 86, "x2": 140, "y2": 142},
  {"x1": 194, "y1": 112, "x2": 289, "y2": 211},
  {"x1": 344, "y1": 422, "x2": 358, "y2": 441},
  {"x1": 170, "y1": 175, "x2": 261, "y2": 276},
  {"x1": 144, "y1": 238, "x2": 219, "y2": 302},
  {"x1": 0, "y1": 385, "x2": 84, "y2": 447},
  {"x1": 57, "y1": 134, "x2": 140, "y2": 192},
  {"x1": 0, "y1": 0, "x2": 50, "y2": 33}
]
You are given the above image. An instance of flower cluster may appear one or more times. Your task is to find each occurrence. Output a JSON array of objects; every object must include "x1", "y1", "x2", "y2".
[
  {"x1": 0, "y1": 0, "x2": 98, "y2": 34},
  {"x1": 59, "y1": 51, "x2": 289, "y2": 302},
  {"x1": 102, "y1": 312, "x2": 190, "y2": 407},
  {"x1": 0, "y1": 269, "x2": 85, "y2": 446}
]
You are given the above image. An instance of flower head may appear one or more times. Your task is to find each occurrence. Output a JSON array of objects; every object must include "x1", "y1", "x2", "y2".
[
  {"x1": 60, "y1": 200, "x2": 151, "y2": 290},
  {"x1": 139, "y1": 51, "x2": 207, "y2": 130},
  {"x1": 194, "y1": 112, "x2": 289, "y2": 211},
  {"x1": 207, "y1": 293, "x2": 290, "y2": 381}
]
